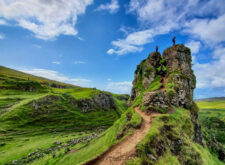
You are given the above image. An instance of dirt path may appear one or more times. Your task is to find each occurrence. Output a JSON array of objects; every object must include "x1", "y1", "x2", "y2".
[
  {"x1": 160, "y1": 76, "x2": 167, "y2": 92},
  {"x1": 91, "y1": 107, "x2": 159, "y2": 165}
]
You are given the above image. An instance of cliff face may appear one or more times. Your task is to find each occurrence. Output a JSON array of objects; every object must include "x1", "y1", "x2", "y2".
[
  {"x1": 128, "y1": 45, "x2": 208, "y2": 164},
  {"x1": 163, "y1": 45, "x2": 196, "y2": 108},
  {"x1": 131, "y1": 44, "x2": 196, "y2": 110}
]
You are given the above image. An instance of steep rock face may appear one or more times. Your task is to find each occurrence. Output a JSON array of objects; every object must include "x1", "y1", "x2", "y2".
[
  {"x1": 131, "y1": 52, "x2": 159, "y2": 100},
  {"x1": 77, "y1": 93, "x2": 116, "y2": 113},
  {"x1": 131, "y1": 44, "x2": 196, "y2": 110},
  {"x1": 163, "y1": 45, "x2": 195, "y2": 108},
  {"x1": 131, "y1": 44, "x2": 202, "y2": 145}
]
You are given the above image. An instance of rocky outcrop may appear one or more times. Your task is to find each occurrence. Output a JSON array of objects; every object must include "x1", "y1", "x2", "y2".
[
  {"x1": 163, "y1": 45, "x2": 195, "y2": 108},
  {"x1": 131, "y1": 44, "x2": 196, "y2": 109},
  {"x1": 77, "y1": 93, "x2": 116, "y2": 113},
  {"x1": 30, "y1": 95, "x2": 61, "y2": 115},
  {"x1": 130, "y1": 44, "x2": 203, "y2": 145},
  {"x1": 143, "y1": 91, "x2": 169, "y2": 110},
  {"x1": 131, "y1": 52, "x2": 159, "y2": 100},
  {"x1": 191, "y1": 113, "x2": 203, "y2": 145},
  {"x1": 30, "y1": 93, "x2": 116, "y2": 114}
]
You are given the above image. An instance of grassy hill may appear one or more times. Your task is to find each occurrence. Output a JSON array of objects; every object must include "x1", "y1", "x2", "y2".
[
  {"x1": 1, "y1": 63, "x2": 224, "y2": 165},
  {"x1": 196, "y1": 97, "x2": 225, "y2": 102},
  {"x1": 197, "y1": 100, "x2": 225, "y2": 161},
  {"x1": 0, "y1": 66, "x2": 128, "y2": 165}
]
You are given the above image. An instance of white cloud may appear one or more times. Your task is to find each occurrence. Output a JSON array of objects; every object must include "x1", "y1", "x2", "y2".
[
  {"x1": 106, "y1": 81, "x2": 132, "y2": 94},
  {"x1": 184, "y1": 14, "x2": 225, "y2": 44},
  {"x1": 186, "y1": 40, "x2": 201, "y2": 54},
  {"x1": 107, "y1": 25, "x2": 173, "y2": 55},
  {"x1": 73, "y1": 61, "x2": 86, "y2": 64},
  {"x1": 0, "y1": 0, "x2": 93, "y2": 40},
  {"x1": 108, "y1": 0, "x2": 225, "y2": 55},
  {"x1": 70, "y1": 78, "x2": 91, "y2": 86},
  {"x1": 0, "y1": 19, "x2": 7, "y2": 25},
  {"x1": 95, "y1": 0, "x2": 119, "y2": 14},
  {"x1": 0, "y1": 33, "x2": 5, "y2": 39},
  {"x1": 19, "y1": 68, "x2": 91, "y2": 87},
  {"x1": 194, "y1": 46, "x2": 225, "y2": 88},
  {"x1": 52, "y1": 61, "x2": 61, "y2": 65}
]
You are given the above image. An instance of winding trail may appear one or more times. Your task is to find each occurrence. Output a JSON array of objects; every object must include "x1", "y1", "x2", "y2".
[
  {"x1": 85, "y1": 76, "x2": 167, "y2": 165},
  {"x1": 91, "y1": 107, "x2": 159, "y2": 165}
]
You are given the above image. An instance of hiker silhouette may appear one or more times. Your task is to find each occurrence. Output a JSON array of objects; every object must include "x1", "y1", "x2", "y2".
[
  {"x1": 172, "y1": 36, "x2": 176, "y2": 46},
  {"x1": 155, "y1": 45, "x2": 158, "y2": 52}
]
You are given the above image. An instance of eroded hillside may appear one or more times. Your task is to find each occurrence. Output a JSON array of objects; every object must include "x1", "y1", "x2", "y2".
[{"x1": 0, "y1": 66, "x2": 128, "y2": 165}]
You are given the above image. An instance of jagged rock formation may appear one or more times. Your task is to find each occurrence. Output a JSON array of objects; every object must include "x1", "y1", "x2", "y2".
[
  {"x1": 163, "y1": 45, "x2": 195, "y2": 108},
  {"x1": 130, "y1": 44, "x2": 202, "y2": 143},
  {"x1": 126, "y1": 44, "x2": 208, "y2": 164},
  {"x1": 131, "y1": 45, "x2": 195, "y2": 110}
]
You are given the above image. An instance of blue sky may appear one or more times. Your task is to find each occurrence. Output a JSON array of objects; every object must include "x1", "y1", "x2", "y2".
[{"x1": 0, "y1": 0, "x2": 225, "y2": 99}]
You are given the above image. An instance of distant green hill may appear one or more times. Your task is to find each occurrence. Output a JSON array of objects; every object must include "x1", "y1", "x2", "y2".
[
  {"x1": 197, "y1": 100, "x2": 225, "y2": 162},
  {"x1": 196, "y1": 97, "x2": 225, "y2": 102},
  {"x1": 0, "y1": 65, "x2": 128, "y2": 165},
  {"x1": 0, "y1": 66, "x2": 75, "y2": 88}
]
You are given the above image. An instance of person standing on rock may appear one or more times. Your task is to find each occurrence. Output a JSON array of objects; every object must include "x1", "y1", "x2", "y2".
[
  {"x1": 172, "y1": 36, "x2": 176, "y2": 46},
  {"x1": 155, "y1": 45, "x2": 159, "y2": 52}
]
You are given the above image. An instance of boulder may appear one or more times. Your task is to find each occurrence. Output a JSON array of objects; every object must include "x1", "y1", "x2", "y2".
[{"x1": 143, "y1": 91, "x2": 169, "y2": 110}]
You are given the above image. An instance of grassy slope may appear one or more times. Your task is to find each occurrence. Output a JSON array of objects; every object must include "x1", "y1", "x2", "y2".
[
  {"x1": 0, "y1": 66, "x2": 74, "y2": 87},
  {"x1": 197, "y1": 101, "x2": 225, "y2": 143},
  {"x1": 125, "y1": 103, "x2": 224, "y2": 164},
  {"x1": 127, "y1": 108, "x2": 223, "y2": 165},
  {"x1": 197, "y1": 100, "x2": 225, "y2": 161},
  {"x1": 0, "y1": 66, "x2": 128, "y2": 165}
]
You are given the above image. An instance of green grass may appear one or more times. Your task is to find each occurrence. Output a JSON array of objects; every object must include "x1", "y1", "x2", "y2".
[
  {"x1": 127, "y1": 108, "x2": 223, "y2": 165},
  {"x1": 28, "y1": 96, "x2": 142, "y2": 165},
  {"x1": 197, "y1": 101, "x2": 225, "y2": 111},
  {"x1": 197, "y1": 100, "x2": 225, "y2": 161},
  {"x1": 0, "y1": 66, "x2": 129, "y2": 164},
  {"x1": 0, "y1": 131, "x2": 94, "y2": 165},
  {"x1": 0, "y1": 66, "x2": 74, "y2": 88},
  {"x1": 147, "y1": 75, "x2": 162, "y2": 91}
]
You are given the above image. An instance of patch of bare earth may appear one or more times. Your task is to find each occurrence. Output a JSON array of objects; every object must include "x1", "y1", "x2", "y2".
[{"x1": 89, "y1": 107, "x2": 159, "y2": 165}]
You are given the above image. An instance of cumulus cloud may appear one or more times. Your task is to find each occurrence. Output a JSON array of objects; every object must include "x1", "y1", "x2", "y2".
[
  {"x1": 184, "y1": 14, "x2": 225, "y2": 44},
  {"x1": 193, "y1": 46, "x2": 225, "y2": 88},
  {"x1": 0, "y1": 0, "x2": 93, "y2": 40},
  {"x1": 95, "y1": 0, "x2": 119, "y2": 14},
  {"x1": 106, "y1": 81, "x2": 132, "y2": 94},
  {"x1": 107, "y1": 25, "x2": 173, "y2": 55},
  {"x1": 19, "y1": 68, "x2": 91, "y2": 86},
  {"x1": 0, "y1": 33, "x2": 5, "y2": 39},
  {"x1": 109, "y1": 0, "x2": 225, "y2": 55},
  {"x1": 186, "y1": 40, "x2": 201, "y2": 54}
]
